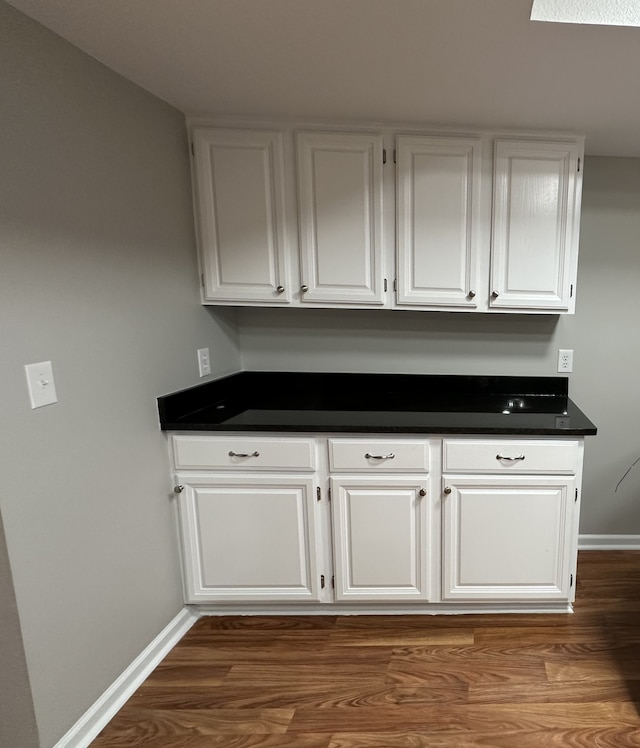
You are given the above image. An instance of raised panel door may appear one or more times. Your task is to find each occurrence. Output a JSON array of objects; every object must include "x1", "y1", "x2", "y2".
[
  {"x1": 442, "y1": 475, "x2": 574, "y2": 601},
  {"x1": 296, "y1": 132, "x2": 385, "y2": 306},
  {"x1": 177, "y1": 474, "x2": 320, "y2": 602},
  {"x1": 396, "y1": 136, "x2": 482, "y2": 308},
  {"x1": 192, "y1": 128, "x2": 290, "y2": 304},
  {"x1": 490, "y1": 140, "x2": 582, "y2": 312},
  {"x1": 331, "y1": 477, "x2": 432, "y2": 601}
]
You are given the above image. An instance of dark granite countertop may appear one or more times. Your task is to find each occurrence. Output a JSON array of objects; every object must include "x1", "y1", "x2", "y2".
[{"x1": 157, "y1": 372, "x2": 597, "y2": 436}]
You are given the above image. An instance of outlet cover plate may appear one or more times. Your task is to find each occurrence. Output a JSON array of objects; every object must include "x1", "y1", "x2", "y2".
[{"x1": 197, "y1": 348, "x2": 211, "y2": 377}]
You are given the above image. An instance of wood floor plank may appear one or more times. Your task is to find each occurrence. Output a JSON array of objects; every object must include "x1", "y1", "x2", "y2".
[
  {"x1": 546, "y1": 659, "x2": 640, "y2": 682},
  {"x1": 386, "y1": 651, "x2": 548, "y2": 686},
  {"x1": 468, "y1": 679, "x2": 637, "y2": 704},
  {"x1": 92, "y1": 734, "x2": 329, "y2": 748},
  {"x1": 160, "y1": 645, "x2": 395, "y2": 666},
  {"x1": 328, "y1": 626, "x2": 474, "y2": 647},
  {"x1": 124, "y1": 682, "x2": 467, "y2": 710},
  {"x1": 143, "y1": 664, "x2": 231, "y2": 687},
  {"x1": 288, "y1": 702, "x2": 640, "y2": 732},
  {"x1": 94, "y1": 707, "x2": 294, "y2": 739},
  {"x1": 223, "y1": 663, "x2": 388, "y2": 687},
  {"x1": 473, "y1": 624, "x2": 611, "y2": 645},
  {"x1": 327, "y1": 728, "x2": 640, "y2": 748}
]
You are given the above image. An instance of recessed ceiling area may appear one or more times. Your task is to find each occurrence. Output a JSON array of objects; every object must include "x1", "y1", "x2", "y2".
[
  {"x1": 6, "y1": 0, "x2": 640, "y2": 156},
  {"x1": 531, "y1": 0, "x2": 640, "y2": 27}
]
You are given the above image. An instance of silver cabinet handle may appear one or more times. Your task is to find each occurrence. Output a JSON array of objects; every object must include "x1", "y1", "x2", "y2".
[
  {"x1": 496, "y1": 454, "x2": 525, "y2": 461},
  {"x1": 443, "y1": 486, "x2": 452, "y2": 495},
  {"x1": 491, "y1": 291, "x2": 499, "y2": 299},
  {"x1": 276, "y1": 285, "x2": 285, "y2": 294},
  {"x1": 229, "y1": 451, "x2": 260, "y2": 458},
  {"x1": 300, "y1": 285, "x2": 309, "y2": 293},
  {"x1": 419, "y1": 488, "x2": 427, "y2": 497},
  {"x1": 365, "y1": 452, "x2": 395, "y2": 460},
  {"x1": 173, "y1": 485, "x2": 184, "y2": 494},
  {"x1": 467, "y1": 290, "x2": 476, "y2": 299}
]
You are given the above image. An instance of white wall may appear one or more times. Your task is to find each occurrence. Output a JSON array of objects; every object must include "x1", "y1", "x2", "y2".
[
  {"x1": 238, "y1": 156, "x2": 640, "y2": 535},
  {"x1": 0, "y1": 3, "x2": 240, "y2": 746}
]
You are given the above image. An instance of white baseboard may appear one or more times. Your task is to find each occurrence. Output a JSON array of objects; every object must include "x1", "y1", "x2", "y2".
[
  {"x1": 53, "y1": 606, "x2": 199, "y2": 748},
  {"x1": 579, "y1": 534, "x2": 640, "y2": 550}
]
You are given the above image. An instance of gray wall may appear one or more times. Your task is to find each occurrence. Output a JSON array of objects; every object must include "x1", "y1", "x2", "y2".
[
  {"x1": 0, "y1": 510, "x2": 39, "y2": 748},
  {"x1": 238, "y1": 156, "x2": 640, "y2": 535},
  {"x1": 0, "y1": 3, "x2": 240, "y2": 746}
]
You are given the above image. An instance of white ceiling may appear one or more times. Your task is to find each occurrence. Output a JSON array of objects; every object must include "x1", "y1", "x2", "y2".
[{"x1": 7, "y1": 0, "x2": 640, "y2": 156}]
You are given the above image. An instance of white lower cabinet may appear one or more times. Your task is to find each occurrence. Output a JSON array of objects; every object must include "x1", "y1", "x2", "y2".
[
  {"x1": 331, "y1": 477, "x2": 432, "y2": 601},
  {"x1": 176, "y1": 474, "x2": 321, "y2": 602},
  {"x1": 442, "y1": 476, "x2": 575, "y2": 602},
  {"x1": 171, "y1": 434, "x2": 583, "y2": 612}
]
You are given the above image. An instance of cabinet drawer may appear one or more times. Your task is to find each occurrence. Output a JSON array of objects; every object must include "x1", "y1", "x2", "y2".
[
  {"x1": 442, "y1": 439, "x2": 580, "y2": 474},
  {"x1": 329, "y1": 439, "x2": 430, "y2": 472},
  {"x1": 172, "y1": 435, "x2": 316, "y2": 471}
]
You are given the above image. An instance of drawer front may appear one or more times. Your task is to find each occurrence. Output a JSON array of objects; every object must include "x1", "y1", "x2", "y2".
[
  {"x1": 172, "y1": 435, "x2": 316, "y2": 471},
  {"x1": 329, "y1": 439, "x2": 430, "y2": 473},
  {"x1": 442, "y1": 439, "x2": 580, "y2": 474}
]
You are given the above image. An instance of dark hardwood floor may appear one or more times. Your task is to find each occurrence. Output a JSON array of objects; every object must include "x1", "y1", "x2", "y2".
[{"x1": 91, "y1": 551, "x2": 640, "y2": 747}]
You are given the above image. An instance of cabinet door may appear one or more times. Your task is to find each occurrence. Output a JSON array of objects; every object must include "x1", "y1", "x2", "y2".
[
  {"x1": 331, "y1": 477, "x2": 432, "y2": 601},
  {"x1": 176, "y1": 474, "x2": 320, "y2": 602},
  {"x1": 296, "y1": 132, "x2": 385, "y2": 306},
  {"x1": 490, "y1": 140, "x2": 582, "y2": 312},
  {"x1": 192, "y1": 128, "x2": 290, "y2": 304},
  {"x1": 396, "y1": 136, "x2": 482, "y2": 308},
  {"x1": 442, "y1": 476, "x2": 574, "y2": 601}
]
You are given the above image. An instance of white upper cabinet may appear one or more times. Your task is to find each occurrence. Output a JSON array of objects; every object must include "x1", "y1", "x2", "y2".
[
  {"x1": 190, "y1": 122, "x2": 584, "y2": 314},
  {"x1": 296, "y1": 132, "x2": 385, "y2": 306},
  {"x1": 396, "y1": 136, "x2": 482, "y2": 308},
  {"x1": 192, "y1": 128, "x2": 290, "y2": 304},
  {"x1": 490, "y1": 140, "x2": 582, "y2": 312}
]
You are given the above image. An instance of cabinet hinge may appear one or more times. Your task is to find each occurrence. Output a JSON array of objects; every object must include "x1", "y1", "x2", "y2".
[
  {"x1": 393, "y1": 149, "x2": 397, "y2": 164},
  {"x1": 577, "y1": 157, "x2": 581, "y2": 172},
  {"x1": 393, "y1": 279, "x2": 397, "y2": 292},
  {"x1": 570, "y1": 284, "x2": 574, "y2": 298},
  {"x1": 575, "y1": 487, "x2": 578, "y2": 502},
  {"x1": 328, "y1": 486, "x2": 332, "y2": 501},
  {"x1": 321, "y1": 574, "x2": 325, "y2": 589},
  {"x1": 200, "y1": 273, "x2": 205, "y2": 288},
  {"x1": 570, "y1": 573, "x2": 574, "y2": 588},
  {"x1": 191, "y1": 141, "x2": 195, "y2": 157},
  {"x1": 331, "y1": 575, "x2": 335, "y2": 589},
  {"x1": 384, "y1": 278, "x2": 388, "y2": 292},
  {"x1": 383, "y1": 149, "x2": 387, "y2": 165},
  {"x1": 316, "y1": 486, "x2": 321, "y2": 502}
]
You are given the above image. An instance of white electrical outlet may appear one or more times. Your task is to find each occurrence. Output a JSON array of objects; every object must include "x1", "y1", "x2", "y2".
[
  {"x1": 25, "y1": 360, "x2": 58, "y2": 408},
  {"x1": 197, "y1": 347, "x2": 211, "y2": 377},
  {"x1": 557, "y1": 349, "x2": 574, "y2": 373}
]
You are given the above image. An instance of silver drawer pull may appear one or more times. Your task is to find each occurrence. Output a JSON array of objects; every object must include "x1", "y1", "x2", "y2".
[
  {"x1": 365, "y1": 452, "x2": 395, "y2": 460},
  {"x1": 496, "y1": 454, "x2": 525, "y2": 462},
  {"x1": 229, "y1": 451, "x2": 260, "y2": 458}
]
